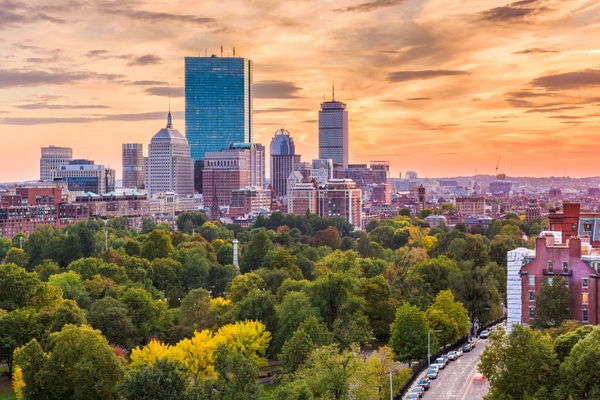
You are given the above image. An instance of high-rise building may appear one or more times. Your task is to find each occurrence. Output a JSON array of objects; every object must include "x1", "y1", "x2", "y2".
[
  {"x1": 185, "y1": 56, "x2": 253, "y2": 162},
  {"x1": 122, "y1": 143, "x2": 145, "y2": 189},
  {"x1": 270, "y1": 129, "x2": 301, "y2": 199},
  {"x1": 52, "y1": 160, "x2": 115, "y2": 194},
  {"x1": 40, "y1": 146, "x2": 73, "y2": 181},
  {"x1": 318, "y1": 99, "x2": 348, "y2": 168},
  {"x1": 146, "y1": 112, "x2": 194, "y2": 197},
  {"x1": 202, "y1": 143, "x2": 265, "y2": 207},
  {"x1": 317, "y1": 179, "x2": 362, "y2": 229}
]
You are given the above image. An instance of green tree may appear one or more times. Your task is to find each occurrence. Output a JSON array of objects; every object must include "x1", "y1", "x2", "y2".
[
  {"x1": 553, "y1": 324, "x2": 596, "y2": 362},
  {"x1": 176, "y1": 211, "x2": 210, "y2": 234},
  {"x1": 48, "y1": 271, "x2": 91, "y2": 308},
  {"x1": 6, "y1": 247, "x2": 29, "y2": 267},
  {"x1": 0, "y1": 236, "x2": 12, "y2": 259},
  {"x1": 532, "y1": 276, "x2": 571, "y2": 329},
  {"x1": 0, "y1": 264, "x2": 35, "y2": 310},
  {"x1": 231, "y1": 291, "x2": 277, "y2": 336},
  {"x1": 211, "y1": 344, "x2": 263, "y2": 400},
  {"x1": 12, "y1": 339, "x2": 47, "y2": 399},
  {"x1": 87, "y1": 297, "x2": 135, "y2": 348},
  {"x1": 0, "y1": 308, "x2": 41, "y2": 375},
  {"x1": 427, "y1": 289, "x2": 469, "y2": 337},
  {"x1": 50, "y1": 299, "x2": 87, "y2": 333},
  {"x1": 557, "y1": 327, "x2": 600, "y2": 398},
  {"x1": 119, "y1": 357, "x2": 192, "y2": 400},
  {"x1": 359, "y1": 275, "x2": 396, "y2": 341},
  {"x1": 240, "y1": 230, "x2": 274, "y2": 273},
  {"x1": 140, "y1": 229, "x2": 174, "y2": 261},
  {"x1": 26, "y1": 325, "x2": 125, "y2": 400},
  {"x1": 216, "y1": 243, "x2": 234, "y2": 266},
  {"x1": 151, "y1": 257, "x2": 184, "y2": 299},
  {"x1": 479, "y1": 325, "x2": 558, "y2": 399},
  {"x1": 119, "y1": 287, "x2": 172, "y2": 345},
  {"x1": 229, "y1": 272, "x2": 266, "y2": 303},
  {"x1": 34, "y1": 260, "x2": 61, "y2": 282},
  {"x1": 390, "y1": 303, "x2": 429, "y2": 363},
  {"x1": 408, "y1": 256, "x2": 460, "y2": 307}
]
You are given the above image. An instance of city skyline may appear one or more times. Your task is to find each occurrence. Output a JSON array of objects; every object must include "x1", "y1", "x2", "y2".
[{"x1": 1, "y1": 0, "x2": 599, "y2": 182}]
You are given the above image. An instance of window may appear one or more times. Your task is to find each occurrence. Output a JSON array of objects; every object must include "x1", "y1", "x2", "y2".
[
  {"x1": 529, "y1": 306, "x2": 535, "y2": 321},
  {"x1": 529, "y1": 275, "x2": 535, "y2": 286},
  {"x1": 529, "y1": 291, "x2": 535, "y2": 301},
  {"x1": 583, "y1": 293, "x2": 589, "y2": 304},
  {"x1": 547, "y1": 277, "x2": 553, "y2": 286},
  {"x1": 547, "y1": 261, "x2": 554, "y2": 274},
  {"x1": 583, "y1": 309, "x2": 589, "y2": 323},
  {"x1": 562, "y1": 261, "x2": 569, "y2": 274},
  {"x1": 584, "y1": 222, "x2": 592, "y2": 231},
  {"x1": 583, "y1": 278, "x2": 589, "y2": 288}
]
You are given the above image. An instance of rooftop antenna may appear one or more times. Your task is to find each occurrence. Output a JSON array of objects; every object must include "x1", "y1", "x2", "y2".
[
  {"x1": 220, "y1": 44, "x2": 223, "y2": 57},
  {"x1": 332, "y1": 80, "x2": 335, "y2": 101},
  {"x1": 233, "y1": 47, "x2": 236, "y2": 57},
  {"x1": 205, "y1": 48, "x2": 207, "y2": 57}
]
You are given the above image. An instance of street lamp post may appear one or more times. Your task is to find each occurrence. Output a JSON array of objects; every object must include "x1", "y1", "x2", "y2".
[
  {"x1": 19, "y1": 236, "x2": 23, "y2": 249},
  {"x1": 469, "y1": 307, "x2": 490, "y2": 340},
  {"x1": 428, "y1": 329, "x2": 442, "y2": 367}
]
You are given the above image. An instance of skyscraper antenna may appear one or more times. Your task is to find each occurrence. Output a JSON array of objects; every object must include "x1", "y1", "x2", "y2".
[
  {"x1": 221, "y1": 44, "x2": 223, "y2": 57},
  {"x1": 233, "y1": 47, "x2": 236, "y2": 57},
  {"x1": 205, "y1": 48, "x2": 207, "y2": 57},
  {"x1": 332, "y1": 80, "x2": 335, "y2": 101}
]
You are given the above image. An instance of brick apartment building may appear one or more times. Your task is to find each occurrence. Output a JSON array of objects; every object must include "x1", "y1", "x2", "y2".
[{"x1": 508, "y1": 233, "x2": 600, "y2": 328}]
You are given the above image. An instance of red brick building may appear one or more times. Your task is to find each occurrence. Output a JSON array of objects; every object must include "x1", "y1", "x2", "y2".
[
  {"x1": 519, "y1": 235, "x2": 599, "y2": 326},
  {"x1": 0, "y1": 188, "x2": 89, "y2": 239}
]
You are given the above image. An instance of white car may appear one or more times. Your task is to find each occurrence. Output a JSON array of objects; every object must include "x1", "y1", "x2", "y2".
[
  {"x1": 448, "y1": 351, "x2": 457, "y2": 360},
  {"x1": 456, "y1": 348, "x2": 463, "y2": 357}
]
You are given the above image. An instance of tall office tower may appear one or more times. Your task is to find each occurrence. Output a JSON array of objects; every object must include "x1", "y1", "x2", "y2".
[
  {"x1": 270, "y1": 129, "x2": 301, "y2": 199},
  {"x1": 146, "y1": 112, "x2": 194, "y2": 197},
  {"x1": 52, "y1": 159, "x2": 115, "y2": 194},
  {"x1": 202, "y1": 143, "x2": 265, "y2": 207},
  {"x1": 122, "y1": 143, "x2": 145, "y2": 189},
  {"x1": 318, "y1": 98, "x2": 348, "y2": 168},
  {"x1": 185, "y1": 56, "x2": 253, "y2": 191},
  {"x1": 40, "y1": 145, "x2": 73, "y2": 181}
]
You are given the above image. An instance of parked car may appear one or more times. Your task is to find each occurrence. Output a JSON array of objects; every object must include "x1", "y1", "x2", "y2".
[
  {"x1": 463, "y1": 343, "x2": 472, "y2": 352},
  {"x1": 480, "y1": 330, "x2": 490, "y2": 339},
  {"x1": 441, "y1": 354, "x2": 450, "y2": 365},
  {"x1": 448, "y1": 351, "x2": 457, "y2": 360},
  {"x1": 435, "y1": 357, "x2": 446, "y2": 369},
  {"x1": 456, "y1": 348, "x2": 463, "y2": 357},
  {"x1": 470, "y1": 340, "x2": 477, "y2": 348},
  {"x1": 405, "y1": 393, "x2": 420, "y2": 400},
  {"x1": 418, "y1": 377, "x2": 431, "y2": 391},
  {"x1": 411, "y1": 386, "x2": 425, "y2": 398},
  {"x1": 427, "y1": 367, "x2": 439, "y2": 379}
]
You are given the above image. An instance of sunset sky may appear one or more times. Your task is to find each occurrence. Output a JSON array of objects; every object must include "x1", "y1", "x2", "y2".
[{"x1": 1, "y1": 0, "x2": 600, "y2": 182}]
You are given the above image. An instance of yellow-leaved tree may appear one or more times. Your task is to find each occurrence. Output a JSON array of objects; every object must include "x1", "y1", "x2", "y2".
[
  {"x1": 175, "y1": 329, "x2": 225, "y2": 379},
  {"x1": 129, "y1": 339, "x2": 184, "y2": 369},
  {"x1": 214, "y1": 320, "x2": 271, "y2": 367}
]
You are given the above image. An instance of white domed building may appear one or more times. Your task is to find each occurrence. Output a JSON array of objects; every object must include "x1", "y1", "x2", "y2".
[{"x1": 146, "y1": 112, "x2": 194, "y2": 196}]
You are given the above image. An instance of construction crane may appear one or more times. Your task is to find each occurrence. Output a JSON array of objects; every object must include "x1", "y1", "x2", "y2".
[{"x1": 496, "y1": 156, "x2": 506, "y2": 181}]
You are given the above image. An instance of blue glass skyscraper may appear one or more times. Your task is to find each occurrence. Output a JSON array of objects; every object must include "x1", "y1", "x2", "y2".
[{"x1": 185, "y1": 56, "x2": 253, "y2": 162}]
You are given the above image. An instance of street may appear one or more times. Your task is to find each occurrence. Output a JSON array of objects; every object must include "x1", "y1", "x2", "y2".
[{"x1": 416, "y1": 338, "x2": 489, "y2": 400}]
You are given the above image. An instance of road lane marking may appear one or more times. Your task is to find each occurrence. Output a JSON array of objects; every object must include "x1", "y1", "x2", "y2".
[{"x1": 460, "y1": 372, "x2": 477, "y2": 400}]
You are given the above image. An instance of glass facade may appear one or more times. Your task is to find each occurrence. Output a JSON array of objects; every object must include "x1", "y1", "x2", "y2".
[{"x1": 185, "y1": 57, "x2": 253, "y2": 161}]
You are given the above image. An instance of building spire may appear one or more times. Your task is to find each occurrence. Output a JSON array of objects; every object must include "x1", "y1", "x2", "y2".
[{"x1": 166, "y1": 93, "x2": 173, "y2": 128}]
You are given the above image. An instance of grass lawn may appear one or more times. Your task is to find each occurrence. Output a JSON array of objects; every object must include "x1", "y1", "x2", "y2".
[{"x1": 0, "y1": 375, "x2": 16, "y2": 400}]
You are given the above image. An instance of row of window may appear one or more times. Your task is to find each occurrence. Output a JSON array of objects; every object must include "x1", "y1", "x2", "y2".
[
  {"x1": 546, "y1": 260, "x2": 570, "y2": 273},
  {"x1": 529, "y1": 275, "x2": 589, "y2": 288},
  {"x1": 529, "y1": 307, "x2": 590, "y2": 323},
  {"x1": 529, "y1": 290, "x2": 589, "y2": 304}
]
